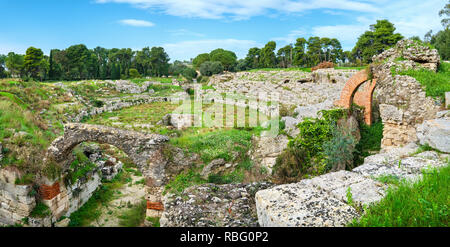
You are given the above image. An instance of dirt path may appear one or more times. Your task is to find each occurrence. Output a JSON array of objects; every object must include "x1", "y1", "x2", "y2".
[{"x1": 91, "y1": 173, "x2": 146, "y2": 227}]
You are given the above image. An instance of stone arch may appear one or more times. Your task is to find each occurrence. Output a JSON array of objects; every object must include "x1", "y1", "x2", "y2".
[
  {"x1": 334, "y1": 70, "x2": 377, "y2": 125},
  {"x1": 46, "y1": 123, "x2": 169, "y2": 186}
]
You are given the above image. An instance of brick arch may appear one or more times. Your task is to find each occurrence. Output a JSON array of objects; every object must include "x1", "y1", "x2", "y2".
[{"x1": 334, "y1": 70, "x2": 377, "y2": 125}]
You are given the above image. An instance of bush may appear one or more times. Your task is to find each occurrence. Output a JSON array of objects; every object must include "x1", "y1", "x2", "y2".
[
  {"x1": 323, "y1": 125, "x2": 357, "y2": 171},
  {"x1": 273, "y1": 109, "x2": 347, "y2": 181},
  {"x1": 200, "y1": 61, "x2": 223, "y2": 76},
  {"x1": 128, "y1": 68, "x2": 141, "y2": 79},
  {"x1": 181, "y1": 67, "x2": 198, "y2": 80},
  {"x1": 30, "y1": 202, "x2": 51, "y2": 218}
]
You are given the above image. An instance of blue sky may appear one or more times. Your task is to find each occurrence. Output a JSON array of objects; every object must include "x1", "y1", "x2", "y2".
[{"x1": 0, "y1": 0, "x2": 445, "y2": 61}]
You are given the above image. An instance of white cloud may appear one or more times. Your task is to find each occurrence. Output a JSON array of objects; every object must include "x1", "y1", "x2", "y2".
[
  {"x1": 273, "y1": 29, "x2": 306, "y2": 44},
  {"x1": 96, "y1": 0, "x2": 379, "y2": 20},
  {"x1": 167, "y1": 29, "x2": 205, "y2": 37},
  {"x1": 162, "y1": 39, "x2": 261, "y2": 61},
  {"x1": 118, "y1": 19, "x2": 155, "y2": 27}
]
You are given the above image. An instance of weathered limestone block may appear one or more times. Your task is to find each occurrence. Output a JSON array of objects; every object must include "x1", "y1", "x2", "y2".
[
  {"x1": 310, "y1": 171, "x2": 386, "y2": 206},
  {"x1": 249, "y1": 134, "x2": 289, "y2": 174},
  {"x1": 353, "y1": 150, "x2": 447, "y2": 182},
  {"x1": 416, "y1": 119, "x2": 450, "y2": 153},
  {"x1": 66, "y1": 172, "x2": 102, "y2": 216},
  {"x1": 255, "y1": 180, "x2": 359, "y2": 227},
  {"x1": 0, "y1": 168, "x2": 36, "y2": 226}
]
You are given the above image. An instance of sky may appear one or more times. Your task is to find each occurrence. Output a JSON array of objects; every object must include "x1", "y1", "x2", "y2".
[{"x1": 0, "y1": 0, "x2": 446, "y2": 61}]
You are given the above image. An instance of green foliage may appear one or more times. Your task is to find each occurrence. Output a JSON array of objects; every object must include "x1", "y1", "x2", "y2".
[
  {"x1": 393, "y1": 62, "x2": 450, "y2": 100},
  {"x1": 170, "y1": 128, "x2": 256, "y2": 164},
  {"x1": 118, "y1": 199, "x2": 147, "y2": 227},
  {"x1": 30, "y1": 202, "x2": 51, "y2": 218},
  {"x1": 69, "y1": 171, "x2": 129, "y2": 226},
  {"x1": 323, "y1": 125, "x2": 357, "y2": 171},
  {"x1": 200, "y1": 61, "x2": 224, "y2": 76},
  {"x1": 192, "y1": 53, "x2": 210, "y2": 69},
  {"x1": 353, "y1": 121, "x2": 384, "y2": 166},
  {"x1": 146, "y1": 217, "x2": 160, "y2": 227},
  {"x1": 128, "y1": 68, "x2": 140, "y2": 78},
  {"x1": 14, "y1": 173, "x2": 35, "y2": 185},
  {"x1": 350, "y1": 164, "x2": 450, "y2": 227},
  {"x1": 352, "y1": 20, "x2": 403, "y2": 64},
  {"x1": 164, "y1": 169, "x2": 206, "y2": 195},
  {"x1": 210, "y1": 49, "x2": 237, "y2": 71},
  {"x1": 273, "y1": 109, "x2": 347, "y2": 182},
  {"x1": 24, "y1": 47, "x2": 45, "y2": 80}
]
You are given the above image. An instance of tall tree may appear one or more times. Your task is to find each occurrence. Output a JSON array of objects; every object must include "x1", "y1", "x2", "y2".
[
  {"x1": 307, "y1": 37, "x2": 322, "y2": 67},
  {"x1": 192, "y1": 53, "x2": 210, "y2": 69},
  {"x1": 293, "y1": 38, "x2": 307, "y2": 66},
  {"x1": 149, "y1": 47, "x2": 170, "y2": 77},
  {"x1": 245, "y1": 47, "x2": 261, "y2": 69},
  {"x1": 439, "y1": 0, "x2": 450, "y2": 29},
  {"x1": 352, "y1": 20, "x2": 403, "y2": 64},
  {"x1": 277, "y1": 44, "x2": 293, "y2": 68},
  {"x1": 210, "y1": 49, "x2": 237, "y2": 71},
  {"x1": 260, "y1": 41, "x2": 277, "y2": 68}
]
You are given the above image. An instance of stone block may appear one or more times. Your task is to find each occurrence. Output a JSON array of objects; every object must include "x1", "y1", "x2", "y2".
[{"x1": 255, "y1": 181, "x2": 359, "y2": 227}]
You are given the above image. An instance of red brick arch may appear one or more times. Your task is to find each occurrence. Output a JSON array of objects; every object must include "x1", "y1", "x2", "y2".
[{"x1": 334, "y1": 70, "x2": 377, "y2": 125}]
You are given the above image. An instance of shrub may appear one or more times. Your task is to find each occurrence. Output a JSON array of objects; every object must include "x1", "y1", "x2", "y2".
[
  {"x1": 323, "y1": 125, "x2": 357, "y2": 171},
  {"x1": 128, "y1": 68, "x2": 141, "y2": 79}
]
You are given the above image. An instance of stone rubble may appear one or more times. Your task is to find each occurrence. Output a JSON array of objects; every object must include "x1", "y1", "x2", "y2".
[
  {"x1": 160, "y1": 182, "x2": 273, "y2": 227},
  {"x1": 255, "y1": 145, "x2": 448, "y2": 227}
]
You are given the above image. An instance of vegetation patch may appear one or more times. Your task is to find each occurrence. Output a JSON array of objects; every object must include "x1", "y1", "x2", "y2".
[
  {"x1": 118, "y1": 199, "x2": 147, "y2": 227},
  {"x1": 392, "y1": 62, "x2": 450, "y2": 100},
  {"x1": 350, "y1": 164, "x2": 450, "y2": 227}
]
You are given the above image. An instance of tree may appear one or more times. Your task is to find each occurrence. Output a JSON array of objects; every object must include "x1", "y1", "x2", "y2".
[
  {"x1": 5, "y1": 52, "x2": 24, "y2": 78},
  {"x1": 277, "y1": 44, "x2": 293, "y2": 68},
  {"x1": 192, "y1": 53, "x2": 210, "y2": 69},
  {"x1": 352, "y1": 20, "x2": 403, "y2": 64},
  {"x1": 181, "y1": 67, "x2": 197, "y2": 81},
  {"x1": 293, "y1": 38, "x2": 307, "y2": 66},
  {"x1": 149, "y1": 47, "x2": 170, "y2": 77},
  {"x1": 439, "y1": 0, "x2": 450, "y2": 29},
  {"x1": 260, "y1": 41, "x2": 277, "y2": 68},
  {"x1": 245, "y1": 47, "x2": 261, "y2": 69},
  {"x1": 200, "y1": 61, "x2": 223, "y2": 76},
  {"x1": 307, "y1": 37, "x2": 322, "y2": 67},
  {"x1": 431, "y1": 29, "x2": 450, "y2": 60},
  {"x1": 210, "y1": 49, "x2": 237, "y2": 71}
]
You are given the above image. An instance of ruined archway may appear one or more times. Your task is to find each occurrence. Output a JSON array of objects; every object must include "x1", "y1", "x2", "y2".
[
  {"x1": 334, "y1": 70, "x2": 377, "y2": 125},
  {"x1": 46, "y1": 123, "x2": 169, "y2": 186}
]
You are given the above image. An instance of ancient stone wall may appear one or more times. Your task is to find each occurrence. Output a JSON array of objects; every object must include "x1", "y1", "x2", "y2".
[
  {"x1": 371, "y1": 40, "x2": 442, "y2": 149},
  {"x1": 0, "y1": 168, "x2": 36, "y2": 226}
]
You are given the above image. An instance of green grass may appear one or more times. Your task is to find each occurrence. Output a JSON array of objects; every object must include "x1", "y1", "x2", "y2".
[
  {"x1": 146, "y1": 217, "x2": 160, "y2": 227},
  {"x1": 130, "y1": 77, "x2": 173, "y2": 85},
  {"x1": 68, "y1": 171, "x2": 130, "y2": 227},
  {"x1": 164, "y1": 169, "x2": 206, "y2": 195},
  {"x1": 393, "y1": 62, "x2": 450, "y2": 100},
  {"x1": 118, "y1": 199, "x2": 147, "y2": 227},
  {"x1": 30, "y1": 202, "x2": 51, "y2": 218},
  {"x1": 353, "y1": 121, "x2": 384, "y2": 166},
  {"x1": 350, "y1": 164, "x2": 450, "y2": 227},
  {"x1": 170, "y1": 128, "x2": 258, "y2": 163}
]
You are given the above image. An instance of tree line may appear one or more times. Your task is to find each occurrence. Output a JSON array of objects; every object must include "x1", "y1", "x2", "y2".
[
  {"x1": 0, "y1": 2, "x2": 448, "y2": 81},
  {"x1": 0, "y1": 45, "x2": 173, "y2": 81}
]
